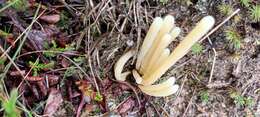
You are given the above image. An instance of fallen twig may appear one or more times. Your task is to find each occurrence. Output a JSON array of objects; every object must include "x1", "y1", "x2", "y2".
[
  {"x1": 199, "y1": 9, "x2": 240, "y2": 42},
  {"x1": 182, "y1": 88, "x2": 196, "y2": 117},
  {"x1": 207, "y1": 38, "x2": 217, "y2": 84}
]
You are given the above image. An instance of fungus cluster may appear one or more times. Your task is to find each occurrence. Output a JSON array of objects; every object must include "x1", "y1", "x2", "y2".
[{"x1": 114, "y1": 15, "x2": 215, "y2": 97}]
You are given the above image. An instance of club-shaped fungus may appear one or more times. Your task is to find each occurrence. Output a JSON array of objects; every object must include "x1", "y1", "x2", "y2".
[{"x1": 114, "y1": 15, "x2": 215, "y2": 97}]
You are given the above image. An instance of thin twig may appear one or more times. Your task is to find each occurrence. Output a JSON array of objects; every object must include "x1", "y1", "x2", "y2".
[
  {"x1": 150, "y1": 102, "x2": 162, "y2": 117},
  {"x1": 0, "y1": 46, "x2": 25, "y2": 78},
  {"x1": 0, "y1": 10, "x2": 45, "y2": 59},
  {"x1": 46, "y1": 67, "x2": 78, "y2": 73},
  {"x1": 207, "y1": 38, "x2": 217, "y2": 84},
  {"x1": 182, "y1": 89, "x2": 196, "y2": 117},
  {"x1": 117, "y1": 1, "x2": 133, "y2": 41},
  {"x1": 17, "y1": 57, "x2": 40, "y2": 89},
  {"x1": 1, "y1": 4, "x2": 44, "y2": 79},
  {"x1": 88, "y1": 55, "x2": 100, "y2": 92},
  {"x1": 89, "y1": 0, "x2": 111, "y2": 27},
  {"x1": 61, "y1": 55, "x2": 89, "y2": 79},
  {"x1": 199, "y1": 9, "x2": 240, "y2": 43},
  {"x1": 58, "y1": 0, "x2": 82, "y2": 17},
  {"x1": 76, "y1": 95, "x2": 85, "y2": 117},
  {"x1": 99, "y1": 96, "x2": 131, "y2": 117},
  {"x1": 86, "y1": 28, "x2": 100, "y2": 93},
  {"x1": 160, "y1": 105, "x2": 170, "y2": 117},
  {"x1": 93, "y1": 49, "x2": 102, "y2": 82},
  {"x1": 176, "y1": 74, "x2": 187, "y2": 97},
  {"x1": 114, "y1": 96, "x2": 131, "y2": 110}
]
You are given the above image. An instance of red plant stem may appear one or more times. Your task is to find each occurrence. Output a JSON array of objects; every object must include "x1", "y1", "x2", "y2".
[
  {"x1": 76, "y1": 95, "x2": 85, "y2": 117},
  {"x1": 68, "y1": 83, "x2": 73, "y2": 102}
]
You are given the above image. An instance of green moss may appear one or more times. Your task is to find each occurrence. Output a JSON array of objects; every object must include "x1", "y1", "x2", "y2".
[
  {"x1": 57, "y1": 10, "x2": 70, "y2": 29},
  {"x1": 191, "y1": 43, "x2": 203, "y2": 55},
  {"x1": 199, "y1": 90, "x2": 209, "y2": 103},
  {"x1": 245, "y1": 97, "x2": 254, "y2": 107},
  {"x1": 225, "y1": 28, "x2": 242, "y2": 49},
  {"x1": 250, "y1": 5, "x2": 260, "y2": 22},
  {"x1": 218, "y1": 4, "x2": 234, "y2": 16},
  {"x1": 240, "y1": 0, "x2": 251, "y2": 7},
  {"x1": 29, "y1": 60, "x2": 55, "y2": 76},
  {"x1": 230, "y1": 92, "x2": 254, "y2": 107}
]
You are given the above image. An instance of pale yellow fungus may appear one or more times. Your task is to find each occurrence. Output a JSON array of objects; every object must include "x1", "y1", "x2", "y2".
[
  {"x1": 135, "y1": 17, "x2": 163, "y2": 71},
  {"x1": 114, "y1": 50, "x2": 135, "y2": 81},
  {"x1": 114, "y1": 15, "x2": 215, "y2": 97},
  {"x1": 141, "y1": 16, "x2": 215, "y2": 85}
]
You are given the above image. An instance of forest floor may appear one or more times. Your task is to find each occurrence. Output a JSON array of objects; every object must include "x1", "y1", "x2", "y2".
[{"x1": 0, "y1": 0, "x2": 259, "y2": 117}]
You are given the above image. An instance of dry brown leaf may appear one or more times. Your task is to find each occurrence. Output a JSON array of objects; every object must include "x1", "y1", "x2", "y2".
[
  {"x1": 118, "y1": 98, "x2": 135, "y2": 114},
  {"x1": 44, "y1": 88, "x2": 63, "y2": 116},
  {"x1": 40, "y1": 14, "x2": 60, "y2": 24},
  {"x1": 26, "y1": 76, "x2": 43, "y2": 82}
]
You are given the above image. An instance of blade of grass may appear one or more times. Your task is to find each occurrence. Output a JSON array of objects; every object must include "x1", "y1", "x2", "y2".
[
  {"x1": 2, "y1": 15, "x2": 45, "y2": 57},
  {"x1": 0, "y1": 73, "x2": 33, "y2": 117},
  {"x1": 61, "y1": 55, "x2": 88, "y2": 80},
  {"x1": 0, "y1": 0, "x2": 19, "y2": 13},
  {"x1": 0, "y1": 4, "x2": 43, "y2": 79},
  {"x1": 0, "y1": 5, "x2": 47, "y2": 59},
  {"x1": 61, "y1": 54, "x2": 99, "y2": 92},
  {"x1": 16, "y1": 98, "x2": 33, "y2": 117},
  {"x1": 17, "y1": 50, "x2": 83, "y2": 59},
  {"x1": 0, "y1": 46, "x2": 26, "y2": 79}
]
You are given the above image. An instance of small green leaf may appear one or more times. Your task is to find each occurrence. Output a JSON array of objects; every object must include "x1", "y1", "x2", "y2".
[
  {"x1": 2, "y1": 89, "x2": 20, "y2": 117},
  {"x1": 94, "y1": 92, "x2": 103, "y2": 102},
  {"x1": 29, "y1": 60, "x2": 55, "y2": 76}
]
